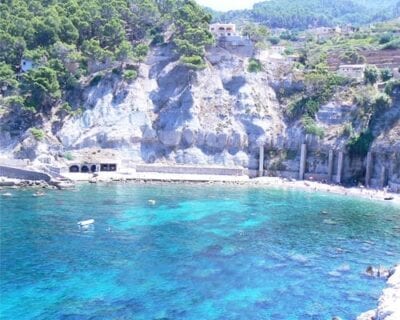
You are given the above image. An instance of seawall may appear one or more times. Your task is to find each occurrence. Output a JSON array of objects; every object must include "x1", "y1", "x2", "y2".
[{"x1": 0, "y1": 166, "x2": 52, "y2": 182}]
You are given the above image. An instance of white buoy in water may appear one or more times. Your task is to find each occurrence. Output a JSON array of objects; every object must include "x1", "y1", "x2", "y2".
[
  {"x1": 77, "y1": 219, "x2": 95, "y2": 229},
  {"x1": 148, "y1": 199, "x2": 156, "y2": 205}
]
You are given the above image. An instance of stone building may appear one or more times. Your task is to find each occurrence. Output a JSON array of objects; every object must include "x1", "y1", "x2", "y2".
[{"x1": 337, "y1": 64, "x2": 366, "y2": 81}]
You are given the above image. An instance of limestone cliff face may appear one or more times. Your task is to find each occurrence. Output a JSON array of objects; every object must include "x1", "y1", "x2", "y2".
[
  {"x1": 54, "y1": 44, "x2": 287, "y2": 170},
  {"x1": 1, "y1": 43, "x2": 399, "y2": 189}
]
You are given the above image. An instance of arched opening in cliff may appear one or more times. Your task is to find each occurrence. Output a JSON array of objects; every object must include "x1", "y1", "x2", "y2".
[
  {"x1": 69, "y1": 165, "x2": 79, "y2": 173},
  {"x1": 81, "y1": 165, "x2": 89, "y2": 173},
  {"x1": 90, "y1": 165, "x2": 97, "y2": 173}
]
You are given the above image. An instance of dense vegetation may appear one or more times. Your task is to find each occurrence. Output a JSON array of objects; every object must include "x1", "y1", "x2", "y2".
[
  {"x1": 211, "y1": 0, "x2": 400, "y2": 30},
  {"x1": 0, "y1": 0, "x2": 212, "y2": 117}
]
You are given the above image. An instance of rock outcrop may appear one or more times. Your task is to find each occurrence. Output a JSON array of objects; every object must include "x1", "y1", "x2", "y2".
[
  {"x1": 0, "y1": 42, "x2": 399, "y2": 188},
  {"x1": 358, "y1": 265, "x2": 400, "y2": 320}
]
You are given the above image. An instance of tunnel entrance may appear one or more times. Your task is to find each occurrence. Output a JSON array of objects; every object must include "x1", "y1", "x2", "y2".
[{"x1": 69, "y1": 165, "x2": 79, "y2": 173}]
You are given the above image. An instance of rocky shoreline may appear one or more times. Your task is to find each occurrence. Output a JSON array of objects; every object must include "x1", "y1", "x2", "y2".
[
  {"x1": 2, "y1": 174, "x2": 400, "y2": 205},
  {"x1": 358, "y1": 265, "x2": 400, "y2": 320}
]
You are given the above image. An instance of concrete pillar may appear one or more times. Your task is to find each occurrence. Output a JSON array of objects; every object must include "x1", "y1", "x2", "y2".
[
  {"x1": 380, "y1": 167, "x2": 387, "y2": 188},
  {"x1": 336, "y1": 151, "x2": 344, "y2": 184},
  {"x1": 365, "y1": 151, "x2": 373, "y2": 188},
  {"x1": 299, "y1": 143, "x2": 307, "y2": 180},
  {"x1": 258, "y1": 145, "x2": 264, "y2": 177},
  {"x1": 328, "y1": 150, "x2": 334, "y2": 182}
]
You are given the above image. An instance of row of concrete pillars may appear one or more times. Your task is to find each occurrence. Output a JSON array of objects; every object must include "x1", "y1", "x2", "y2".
[{"x1": 258, "y1": 144, "x2": 387, "y2": 188}]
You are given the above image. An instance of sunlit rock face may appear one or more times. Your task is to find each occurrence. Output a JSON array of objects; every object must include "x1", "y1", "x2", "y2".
[
  {"x1": 52, "y1": 44, "x2": 286, "y2": 169},
  {"x1": 1, "y1": 42, "x2": 399, "y2": 181}
]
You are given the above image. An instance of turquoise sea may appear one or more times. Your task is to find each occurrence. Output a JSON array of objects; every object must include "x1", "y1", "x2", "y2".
[{"x1": 1, "y1": 183, "x2": 400, "y2": 320}]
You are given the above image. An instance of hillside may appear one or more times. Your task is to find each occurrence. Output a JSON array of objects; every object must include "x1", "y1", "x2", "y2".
[
  {"x1": 0, "y1": 0, "x2": 400, "y2": 191},
  {"x1": 210, "y1": 0, "x2": 400, "y2": 29}
]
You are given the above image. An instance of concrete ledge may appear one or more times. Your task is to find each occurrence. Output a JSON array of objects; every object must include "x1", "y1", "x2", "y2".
[
  {"x1": 135, "y1": 164, "x2": 244, "y2": 176},
  {"x1": 0, "y1": 166, "x2": 51, "y2": 182}
]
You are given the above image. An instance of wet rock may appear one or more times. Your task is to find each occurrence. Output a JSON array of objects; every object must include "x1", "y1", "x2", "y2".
[{"x1": 365, "y1": 266, "x2": 390, "y2": 278}]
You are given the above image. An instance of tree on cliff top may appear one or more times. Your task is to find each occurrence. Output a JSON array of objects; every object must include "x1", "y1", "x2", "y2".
[{"x1": 173, "y1": 0, "x2": 214, "y2": 68}]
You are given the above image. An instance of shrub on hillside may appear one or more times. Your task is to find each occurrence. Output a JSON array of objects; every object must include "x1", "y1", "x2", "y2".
[
  {"x1": 380, "y1": 68, "x2": 393, "y2": 82},
  {"x1": 364, "y1": 65, "x2": 379, "y2": 85},
  {"x1": 347, "y1": 130, "x2": 374, "y2": 157},
  {"x1": 247, "y1": 59, "x2": 262, "y2": 73},
  {"x1": 301, "y1": 116, "x2": 324, "y2": 138},
  {"x1": 123, "y1": 70, "x2": 138, "y2": 81},
  {"x1": 30, "y1": 127, "x2": 45, "y2": 141},
  {"x1": 181, "y1": 55, "x2": 206, "y2": 69},
  {"x1": 383, "y1": 38, "x2": 400, "y2": 49}
]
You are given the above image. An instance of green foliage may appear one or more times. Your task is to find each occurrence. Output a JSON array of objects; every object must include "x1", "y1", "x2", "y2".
[
  {"x1": 379, "y1": 32, "x2": 393, "y2": 44},
  {"x1": 382, "y1": 38, "x2": 400, "y2": 49},
  {"x1": 242, "y1": 23, "x2": 269, "y2": 43},
  {"x1": 347, "y1": 130, "x2": 374, "y2": 157},
  {"x1": 372, "y1": 93, "x2": 391, "y2": 113},
  {"x1": 364, "y1": 65, "x2": 379, "y2": 85},
  {"x1": 63, "y1": 151, "x2": 74, "y2": 161},
  {"x1": 340, "y1": 49, "x2": 366, "y2": 64},
  {"x1": 247, "y1": 59, "x2": 262, "y2": 73},
  {"x1": 280, "y1": 30, "x2": 298, "y2": 41},
  {"x1": 287, "y1": 97, "x2": 321, "y2": 119},
  {"x1": 268, "y1": 36, "x2": 280, "y2": 45},
  {"x1": 151, "y1": 34, "x2": 165, "y2": 46},
  {"x1": 0, "y1": 62, "x2": 18, "y2": 89},
  {"x1": 174, "y1": 0, "x2": 213, "y2": 65},
  {"x1": 180, "y1": 55, "x2": 206, "y2": 69},
  {"x1": 380, "y1": 68, "x2": 393, "y2": 81},
  {"x1": 30, "y1": 127, "x2": 45, "y2": 141},
  {"x1": 0, "y1": 0, "x2": 208, "y2": 118},
  {"x1": 134, "y1": 44, "x2": 149, "y2": 60},
  {"x1": 213, "y1": 0, "x2": 399, "y2": 30},
  {"x1": 123, "y1": 70, "x2": 138, "y2": 81},
  {"x1": 385, "y1": 79, "x2": 400, "y2": 96},
  {"x1": 21, "y1": 66, "x2": 61, "y2": 109},
  {"x1": 301, "y1": 115, "x2": 324, "y2": 138}
]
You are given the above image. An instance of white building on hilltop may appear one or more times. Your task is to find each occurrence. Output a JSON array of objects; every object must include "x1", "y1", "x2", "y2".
[{"x1": 209, "y1": 23, "x2": 238, "y2": 38}]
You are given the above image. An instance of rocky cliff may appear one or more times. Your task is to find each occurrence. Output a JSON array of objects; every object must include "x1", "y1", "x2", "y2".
[{"x1": 1, "y1": 43, "x2": 399, "y2": 190}]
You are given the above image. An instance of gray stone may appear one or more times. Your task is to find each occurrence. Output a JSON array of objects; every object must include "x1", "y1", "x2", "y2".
[
  {"x1": 142, "y1": 126, "x2": 157, "y2": 142},
  {"x1": 182, "y1": 128, "x2": 195, "y2": 147},
  {"x1": 216, "y1": 133, "x2": 228, "y2": 149},
  {"x1": 206, "y1": 132, "x2": 218, "y2": 149},
  {"x1": 158, "y1": 130, "x2": 181, "y2": 147}
]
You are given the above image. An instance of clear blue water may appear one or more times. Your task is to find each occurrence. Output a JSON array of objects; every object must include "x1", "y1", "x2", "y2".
[{"x1": 1, "y1": 184, "x2": 400, "y2": 320}]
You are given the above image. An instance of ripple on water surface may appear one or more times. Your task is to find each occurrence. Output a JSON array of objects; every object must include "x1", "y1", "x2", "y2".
[{"x1": 0, "y1": 184, "x2": 399, "y2": 320}]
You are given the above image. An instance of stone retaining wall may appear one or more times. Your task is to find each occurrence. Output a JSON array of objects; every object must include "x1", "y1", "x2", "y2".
[
  {"x1": 135, "y1": 164, "x2": 244, "y2": 176},
  {"x1": 0, "y1": 166, "x2": 51, "y2": 182}
]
